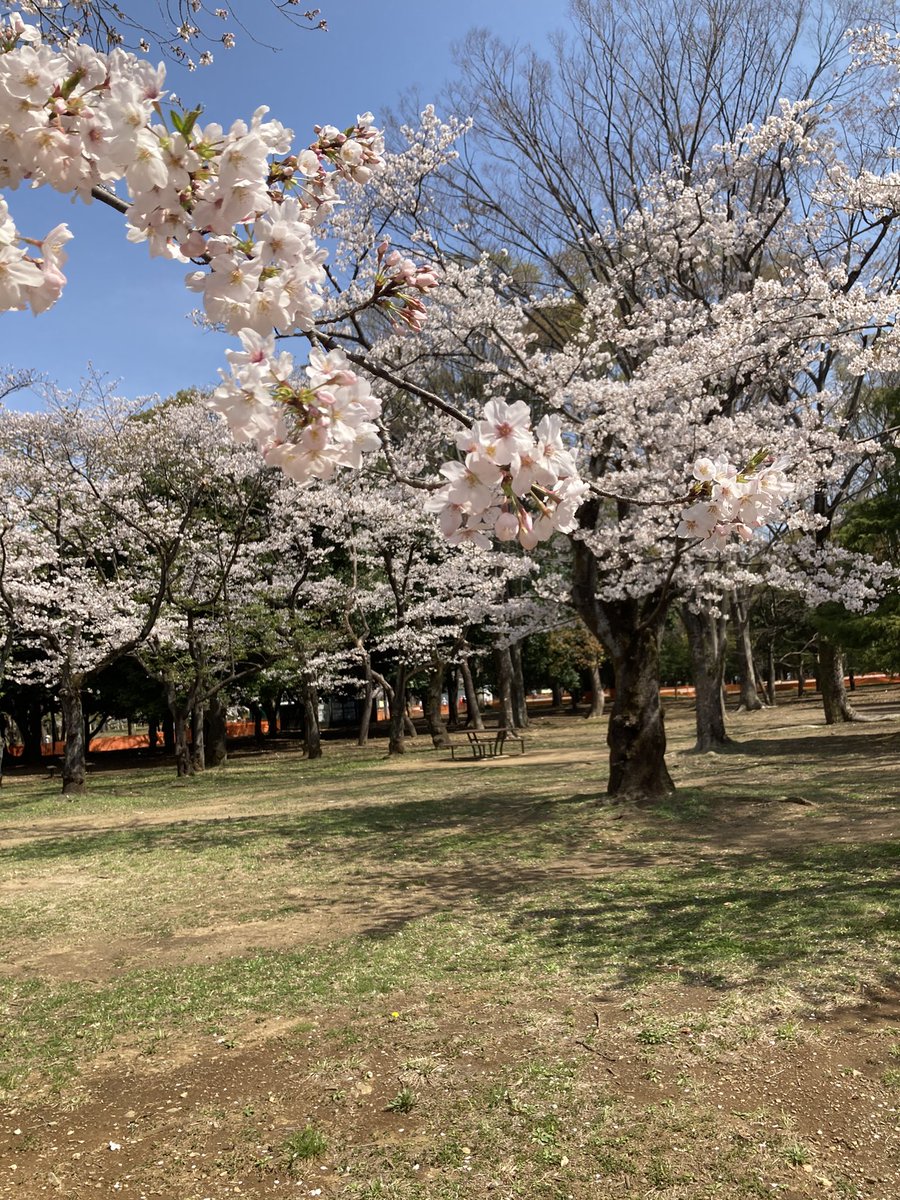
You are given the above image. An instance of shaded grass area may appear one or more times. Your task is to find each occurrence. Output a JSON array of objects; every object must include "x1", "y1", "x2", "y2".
[{"x1": 2, "y1": 833, "x2": 898, "y2": 1092}]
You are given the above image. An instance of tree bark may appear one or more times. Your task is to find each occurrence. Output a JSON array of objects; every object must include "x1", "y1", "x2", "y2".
[
  {"x1": 59, "y1": 675, "x2": 86, "y2": 795},
  {"x1": 819, "y1": 638, "x2": 859, "y2": 724},
  {"x1": 190, "y1": 704, "x2": 205, "y2": 772},
  {"x1": 551, "y1": 681, "x2": 563, "y2": 709},
  {"x1": 446, "y1": 667, "x2": 460, "y2": 730},
  {"x1": 586, "y1": 663, "x2": 605, "y2": 719},
  {"x1": 357, "y1": 660, "x2": 375, "y2": 746},
  {"x1": 765, "y1": 641, "x2": 777, "y2": 706},
  {"x1": 304, "y1": 681, "x2": 322, "y2": 758},
  {"x1": 732, "y1": 594, "x2": 764, "y2": 711},
  {"x1": 388, "y1": 664, "x2": 409, "y2": 754},
  {"x1": 459, "y1": 655, "x2": 484, "y2": 730},
  {"x1": 509, "y1": 640, "x2": 529, "y2": 728},
  {"x1": 167, "y1": 687, "x2": 194, "y2": 778},
  {"x1": 425, "y1": 659, "x2": 451, "y2": 748},
  {"x1": 572, "y1": 537, "x2": 674, "y2": 804},
  {"x1": 204, "y1": 695, "x2": 228, "y2": 767},
  {"x1": 681, "y1": 604, "x2": 730, "y2": 752},
  {"x1": 494, "y1": 644, "x2": 517, "y2": 730},
  {"x1": 147, "y1": 716, "x2": 159, "y2": 752}
]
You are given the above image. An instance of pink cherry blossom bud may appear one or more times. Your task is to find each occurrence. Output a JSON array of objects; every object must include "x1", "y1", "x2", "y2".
[{"x1": 495, "y1": 511, "x2": 519, "y2": 541}]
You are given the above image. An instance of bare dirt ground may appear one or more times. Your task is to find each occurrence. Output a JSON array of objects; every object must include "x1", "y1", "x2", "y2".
[{"x1": 0, "y1": 690, "x2": 899, "y2": 1199}]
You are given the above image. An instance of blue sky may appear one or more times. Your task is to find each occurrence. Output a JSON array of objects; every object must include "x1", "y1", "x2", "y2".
[{"x1": 5, "y1": 1, "x2": 564, "y2": 407}]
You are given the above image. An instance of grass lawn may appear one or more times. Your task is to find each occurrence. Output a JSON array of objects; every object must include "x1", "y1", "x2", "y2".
[{"x1": 0, "y1": 692, "x2": 899, "y2": 1198}]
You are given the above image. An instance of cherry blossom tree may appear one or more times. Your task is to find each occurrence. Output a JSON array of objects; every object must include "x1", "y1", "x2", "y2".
[{"x1": 4, "y1": 3, "x2": 900, "y2": 808}]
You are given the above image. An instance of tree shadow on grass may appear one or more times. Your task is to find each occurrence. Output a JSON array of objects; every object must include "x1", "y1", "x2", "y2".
[
  {"x1": 0, "y1": 784, "x2": 610, "y2": 869},
  {"x1": 504, "y1": 839, "x2": 900, "y2": 994}
]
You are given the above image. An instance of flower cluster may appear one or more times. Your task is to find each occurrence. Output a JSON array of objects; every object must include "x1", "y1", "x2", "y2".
[
  {"x1": 426, "y1": 401, "x2": 588, "y2": 550},
  {"x1": 0, "y1": 13, "x2": 384, "y2": 340},
  {"x1": 371, "y1": 239, "x2": 439, "y2": 331},
  {"x1": 677, "y1": 454, "x2": 794, "y2": 549},
  {"x1": 210, "y1": 334, "x2": 381, "y2": 484},
  {"x1": 304, "y1": 115, "x2": 385, "y2": 186},
  {"x1": 0, "y1": 196, "x2": 71, "y2": 314}
]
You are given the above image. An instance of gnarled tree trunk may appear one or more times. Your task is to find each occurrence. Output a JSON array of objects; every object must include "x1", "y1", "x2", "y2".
[
  {"x1": 59, "y1": 672, "x2": 86, "y2": 796},
  {"x1": 425, "y1": 658, "x2": 450, "y2": 748},
  {"x1": 388, "y1": 664, "x2": 409, "y2": 755},
  {"x1": 681, "y1": 604, "x2": 730, "y2": 752},
  {"x1": 204, "y1": 695, "x2": 228, "y2": 767},
  {"x1": 572, "y1": 540, "x2": 674, "y2": 804},
  {"x1": 819, "y1": 638, "x2": 859, "y2": 724},
  {"x1": 190, "y1": 704, "x2": 205, "y2": 772}
]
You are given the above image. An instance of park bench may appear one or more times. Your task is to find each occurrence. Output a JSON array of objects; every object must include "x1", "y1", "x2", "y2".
[{"x1": 448, "y1": 727, "x2": 526, "y2": 760}]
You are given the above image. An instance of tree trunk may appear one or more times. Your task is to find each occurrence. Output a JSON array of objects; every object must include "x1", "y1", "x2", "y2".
[
  {"x1": 162, "y1": 709, "x2": 175, "y2": 754},
  {"x1": 605, "y1": 618, "x2": 674, "y2": 800},
  {"x1": 765, "y1": 641, "x2": 777, "y2": 706},
  {"x1": 586, "y1": 663, "x2": 605, "y2": 719},
  {"x1": 357, "y1": 663, "x2": 375, "y2": 747},
  {"x1": 681, "y1": 605, "x2": 730, "y2": 752},
  {"x1": 168, "y1": 688, "x2": 193, "y2": 778},
  {"x1": 425, "y1": 660, "x2": 450, "y2": 748},
  {"x1": 459, "y1": 656, "x2": 484, "y2": 730},
  {"x1": 819, "y1": 638, "x2": 859, "y2": 724},
  {"x1": 59, "y1": 676, "x2": 86, "y2": 796},
  {"x1": 388, "y1": 664, "x2": 409, "y2": 755},
  {"x1": 250, "y1": 702, "x2": 265, "y2": 746},
  {"x1": 797, "y1": 659, "x2": 806, "y2": 699},
  {"x1": 572, "y1": 537, "x2": 674, "y2": 804},
  {"x1": 446, "y1": 667, "x2": 460, "y2": 730},
  {"x1": 263, "y1": 697, "x2": 279, "y2": 740},
  {"x1": 509, "y1": 640, "x2": 529, "y2": 728},
  {"x1": 147, "y1": 716, "x2": 159, "y2": 752},
  {"x1": 551, "y1": 681, "x2": 563, "y2": 709},
  {"x1": 204, "y1": 695, "x2": 228, "y2": 767},
  {"x1": 494, "y1": 644, "x2": 517, "y2": 730},
  {"x1": 304, "y1": 681, "x2": 322, "y2": 758},
  {"x1": 732, "y1": 594, "x2": 764, "y2": 711},
  {"x1": 190, "y1": 704, "x2": 205, "y2": 772}
]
